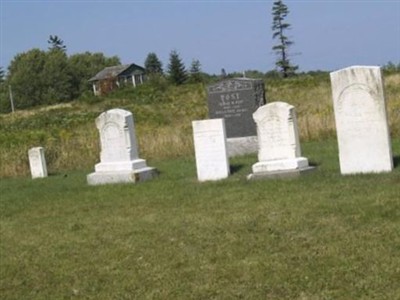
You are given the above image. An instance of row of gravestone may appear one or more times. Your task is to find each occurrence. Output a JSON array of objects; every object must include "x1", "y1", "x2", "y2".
[
  {"x1": 28, "y1": 65, "x2": 394, "y2": 182},
  {"x1": 202, "y1": 65, "x2": 393, "y2": 177},
  {"x1": 193, "y1": 101, "x2": 315, "y2": 181}
]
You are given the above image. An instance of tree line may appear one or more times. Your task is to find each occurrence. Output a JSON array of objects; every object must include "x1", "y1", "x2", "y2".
[
  {"x1": 1, "y1": 0, "x2": 399, "y2": 112},
  {"x1": 0, "y1": 36, "x2": 120, "y2": 112},
  {"x1": 0, "y1": 36, "x2": 206, "y2": 112},
  {"x1": 145, "y1": 50, "x2": 203, "y2": 85},
  {"x1": 0, "y1": 1, "x2": 296, "y2": 112}
]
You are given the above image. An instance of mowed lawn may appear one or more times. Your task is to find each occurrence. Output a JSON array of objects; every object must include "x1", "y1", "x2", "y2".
[{"x1": 1, "y1": 139, "x2": 399, "y2": 299}]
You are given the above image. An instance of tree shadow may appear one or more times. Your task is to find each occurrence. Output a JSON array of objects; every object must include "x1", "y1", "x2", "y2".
[
  {"x1": 393, "y1": 155, "x2": 400, "y2": 168},
  {"x1": 230, "y1": 164, "x2": 245, "y2": 175}
]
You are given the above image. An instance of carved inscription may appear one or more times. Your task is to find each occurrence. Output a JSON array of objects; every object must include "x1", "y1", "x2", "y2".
[
  {"x1": 101, "y1": 122, "x2": 125, "y2": 162},
  {"x1": 255, "y1": 103, "x2": 299, "y2": 161},
  {"x1": 207, "y1": 79, "x2": 265, "y2": 138},
  {"x1": 213, "y1": 92, "x2": 248, "y2": 118},
  {"x1": 30, "y1": 152, "x2": 40, "y2": 166},
  {"x1": 337, "y1": 85, "x2": 382, "y2": 139},
  {"x1": 208, "y1": 80, "x2": 252, "y2": 93}
]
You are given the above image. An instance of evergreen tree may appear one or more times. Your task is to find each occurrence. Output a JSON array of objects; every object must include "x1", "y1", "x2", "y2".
[
  {"x1": 144, "y1": 52, "x2": 163, "y2": 76},
  {"x1": 0, "y1": 67, "x2": 4, "y2": 84},
  {"x1": 167, "y1": 50, "x2": 187, "y2": 85},
  {"x1": 220, "y1": 68, "x2": 227, "y2": 79},
  {"x1": 48, "y1": 35, "x2": 66, "y2": 52},
  {"x1": 271, "y1": 0, "x2": 298, "y2": 78},
  {"x1": 189, "y1": 59, "x2": 202, "y2": 83},
  {"x1": 0, "y1": 66, "x2": 7, "y2": 112}
]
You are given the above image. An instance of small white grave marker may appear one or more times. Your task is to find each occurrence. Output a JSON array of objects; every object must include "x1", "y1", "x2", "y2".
[
  {"x1": 330, "y1": 66, "x2": 393, "y2": 174},
  {"x1": 192, "y1": 118, "x2": 230, "y2": 181},
  {"x1": 87, "y1": 108, "x2": 157, "y2": 185},
  {"x1": 248, "y1": 102, "x2": 314, "y2": 179},
  {"x1": 28, "y1": 147, "x2": 48, "y2": 179}
]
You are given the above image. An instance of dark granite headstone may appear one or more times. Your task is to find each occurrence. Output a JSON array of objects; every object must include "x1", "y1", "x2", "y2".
[{"x1": 207, "y1": 78, "x2": 266, "y2": 138}]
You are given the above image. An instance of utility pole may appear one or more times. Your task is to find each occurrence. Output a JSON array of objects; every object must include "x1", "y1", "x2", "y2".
[{"x1": 9, "y1": 85, "x2": 15, "y2": 113}]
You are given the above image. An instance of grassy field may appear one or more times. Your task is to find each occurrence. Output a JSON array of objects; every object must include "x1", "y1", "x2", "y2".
[
  {"x1": 1, "y1": 73, "x2": 399, "y2": 298},
  {"x1": 1, "y1": 139, "x2": 400, "y2": 299}
]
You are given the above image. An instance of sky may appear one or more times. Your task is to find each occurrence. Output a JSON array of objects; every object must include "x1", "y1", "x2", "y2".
[{"x1": 1, "y1": 0, "x2": 400, "y2": 75}]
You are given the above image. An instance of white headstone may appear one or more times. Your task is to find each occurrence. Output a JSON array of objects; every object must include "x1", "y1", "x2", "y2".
[
  {"x1": 192, "y1": 118, "x2": 230, "y2": 181},
  {"x1": 87, "y1": 108, "x2": 157, "y2": 185},
  {"x1": 248, "y1": 102, "x2": 314, "y2": 179},
  {"x1": 330, "y1": 66, "x2": 393, "y2": 174},
  {"x1": 28, "y1": 147, "x2": 48, "y2": 179}
]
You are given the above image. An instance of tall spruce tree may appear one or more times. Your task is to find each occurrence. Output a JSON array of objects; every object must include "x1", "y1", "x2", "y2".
[
  {"x1": 0, "y1": 67, "x2": 4, "y2": 84},
  {"x1": 167, "y1": 50, "x2": 187, "y2": 85},
  {"x1": 48, "y1": 35, "x2": 66, "y2": 52},
  {"x1": 189, "y1": 59, "x2": 202, "y2": 83},
  {"x1": 271, "y1": 0, "x2": 298, "y2": 78},
  {"x1": 144, "y1": 52, "x2": 163, "y2": 76}
]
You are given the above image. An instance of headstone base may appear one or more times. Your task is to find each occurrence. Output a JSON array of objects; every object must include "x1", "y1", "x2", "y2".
[
  {"x1": 247, "y1": 166, "x2": 315, "y2": 180},
  {"x1": 87, "y1": 167, "x2": 157, "y2": 185},
  {"x1": 247, "y1": 157, "x2": 315, "y2": 180},
  {"x1": 227, "y1": 136, "x2": 258, "y2": 157},
  {"x1": 252, "y1": 157, "x2": 309, "y2": 173},
  {"x1": 94, "y1": 159, "x2": 147, "y2": 172}
]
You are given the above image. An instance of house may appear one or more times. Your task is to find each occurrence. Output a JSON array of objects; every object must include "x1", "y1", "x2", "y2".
[{"x1": 88, "y1": 63, "x2": 146, "y2": 96}]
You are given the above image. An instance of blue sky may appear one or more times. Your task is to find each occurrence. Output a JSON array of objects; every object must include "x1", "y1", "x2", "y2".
[{"x1": 1, "y1": 0, "x2": 400, "y2": 74}]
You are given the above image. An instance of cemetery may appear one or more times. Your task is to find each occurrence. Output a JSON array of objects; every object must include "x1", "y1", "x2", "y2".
[{"x1": 1, "y1": 67, "x2": 399, "y2": 299}]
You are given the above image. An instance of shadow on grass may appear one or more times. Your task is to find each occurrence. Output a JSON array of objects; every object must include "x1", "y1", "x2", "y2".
[
  {"x1": 48, "y1": 172, "x2": 68, "y2": 177},
  {"x1": 308, "y1": 160, "x2": 320, "y2": 167},
  {"x1": 393, "y1": 155, "x2": 400, "y2": 168},
  {"x1": 230, "y1": 164, "x2": 245, "y2": 175}
]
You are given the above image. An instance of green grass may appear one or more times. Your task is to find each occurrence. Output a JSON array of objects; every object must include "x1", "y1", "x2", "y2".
[{"x1": 1, "y1": 140, "x2": 399, "y2": 299}]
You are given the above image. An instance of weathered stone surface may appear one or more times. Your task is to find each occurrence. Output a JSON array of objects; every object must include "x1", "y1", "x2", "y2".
[
  {"x1": 28, "y1": 147, "x2": 48, "y2": 179},
  {"x1": 207, "y1": 78, "x2": 265, "y2": 138},
  {"x1": 192, "y1": 118, "x2": 230, "y2": 181},
  {"x1": 247, "y1": 166, "x2": 315, "y2": 180},
  {"x1": 226, "y1": 136, "x2": 258, "y2": 157},
  {"x1": 330, "y1": 66, "x2": 393, "y2": 174},
  {"x1": 87, "y1": 108, "x2": 157, "y2": 185},
  {"x1": 248, "y1": 102, "x2": 314, "y2": 180},
  {"x1": 252, "y1": 157, "x2": 309, "y2": 173},
  {"x1": 87, "y1": 168, "x2": 156, "y2": 185},
  {"x1": 254, "y1": 101, "x2": 301, "y2": 162}
]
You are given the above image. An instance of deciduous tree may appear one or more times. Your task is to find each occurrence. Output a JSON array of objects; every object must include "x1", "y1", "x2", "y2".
[
  {"x1": 6, "y1": 49, "x2": 48, "y2": 108},
  {"x1": 5, "y1": 47, "x2": 121, "y2": 109},
  {"x1": 68, "y1": 52, "x2": 120, "y2": 97},
  {"x1": 41, "y1": 49, "x2": 72, "y2": 104}
]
